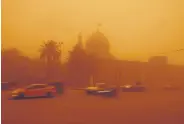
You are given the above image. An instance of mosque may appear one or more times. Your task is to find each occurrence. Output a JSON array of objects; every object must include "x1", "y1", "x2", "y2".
[{"x1": 72, "y1": 27, "x2": 184, "y2": 87}]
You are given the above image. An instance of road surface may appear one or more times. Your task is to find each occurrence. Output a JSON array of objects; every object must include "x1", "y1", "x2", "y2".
[{"x1": 2, "y1": 89, "x2": 184, "y2": 124}]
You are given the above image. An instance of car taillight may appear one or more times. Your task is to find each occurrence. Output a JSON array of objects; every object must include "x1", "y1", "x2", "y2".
[{"x1": 51, "y1": 87, "x2": 56, "y2": 92}]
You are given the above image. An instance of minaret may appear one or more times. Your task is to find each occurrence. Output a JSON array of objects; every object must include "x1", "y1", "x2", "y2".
[
  {"x1": 97, "y1": 23, "x2": 102, "y2": 32},
  {"x1": 77, "y1": 32, "x2": 83, "y2": 49}
]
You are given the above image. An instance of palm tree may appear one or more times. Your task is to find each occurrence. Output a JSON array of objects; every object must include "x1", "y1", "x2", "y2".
[
  {"x1": 40, "y1": 40, "x2": 62, "y2": 64},
  {"x1": 39, "y1": 40, "x2": 62, "y2": 81}
]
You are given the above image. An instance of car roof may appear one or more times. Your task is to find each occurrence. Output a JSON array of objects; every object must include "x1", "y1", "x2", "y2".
[{"x1": 28, "y1": 84, "x2": 48, "y2": 86}]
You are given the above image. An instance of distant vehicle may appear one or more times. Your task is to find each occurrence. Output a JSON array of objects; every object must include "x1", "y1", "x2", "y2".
[
  {"x1": 73, "y1": 75, "x2": 117, "y2": 96},
  {"x1": 163, "y1": 84, "x2": 181, "y2": 90},
  {"x1": 95, "y1": 86, "x2": 118, "y2": 97},
  {"x1": 74, "y1": 83, "x2": 106, "y2": 94},
  {"x1": 74, "y1": 83, "x2": 117, "y2": 96},
  {"x1": 121, "y1": 82, "x2": 146, "y2": 92},
  {"x1": 11, "y1": 84, "x2": 56, "y2": 99},
  {"x1": 85, "y1": 83, "x2": 106, "y2": 95}
]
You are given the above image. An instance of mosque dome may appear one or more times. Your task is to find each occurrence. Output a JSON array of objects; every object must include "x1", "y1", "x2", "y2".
[{"x1": 85, "y1": 31, "x2": 111, "y2": 58}]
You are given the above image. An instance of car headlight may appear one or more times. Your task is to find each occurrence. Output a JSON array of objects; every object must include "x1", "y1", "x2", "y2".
[{"x1": 12, "y1": 91, "x2": 19, "y2": 94}]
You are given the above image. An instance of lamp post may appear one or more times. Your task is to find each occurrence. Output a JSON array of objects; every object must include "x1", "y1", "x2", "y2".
[{"x1": 59, "y1": 42, "x2": 63, "y2": 63}]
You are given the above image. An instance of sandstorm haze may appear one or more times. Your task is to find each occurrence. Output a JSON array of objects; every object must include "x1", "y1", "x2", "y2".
[{"x1": 2, "y1": 0, "x2": 184, "y2": 64}]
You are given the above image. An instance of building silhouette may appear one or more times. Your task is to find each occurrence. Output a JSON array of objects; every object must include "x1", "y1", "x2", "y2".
[{"x1": 148, "y1": 56, "x2": 168, "y2": 65}]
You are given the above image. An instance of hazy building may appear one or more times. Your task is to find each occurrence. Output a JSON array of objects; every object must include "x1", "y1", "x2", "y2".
[
  {"x1": 148, "y1": 56, "x2": 168, "y2": 65},
  {"x1": 91, "y1": 57, "x2": 184, "y2": 87}
]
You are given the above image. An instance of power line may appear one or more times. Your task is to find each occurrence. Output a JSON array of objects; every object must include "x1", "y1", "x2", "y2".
[{"x1": 158, "y1": 48, "x2": 184, "y2": 56}]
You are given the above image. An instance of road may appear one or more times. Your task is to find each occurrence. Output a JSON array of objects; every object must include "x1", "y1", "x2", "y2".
[{"x1": 2, "y1": 89, "x2": 184, "y2": 124}]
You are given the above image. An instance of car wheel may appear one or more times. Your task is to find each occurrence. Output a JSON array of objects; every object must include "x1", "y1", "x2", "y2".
[
  {"x1": 86, "y1": 91, "x2": 94, "y2": 95},
  {"x1": 86, "y1": 91, "x2": 91, "y2": 94},
  {"x1": 16, "y1": 93, "x2": 24, "y2": 99},
  {"x1": 46, "y1": 92, "x2": 53, "y2": 98}
]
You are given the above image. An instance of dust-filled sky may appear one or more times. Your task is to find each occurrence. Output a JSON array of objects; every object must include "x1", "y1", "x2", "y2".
[{"x1": 2, "y1": 0, "x2": 184, "y2": 64}]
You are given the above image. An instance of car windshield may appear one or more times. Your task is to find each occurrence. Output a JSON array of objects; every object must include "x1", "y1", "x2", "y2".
[{"x1": 25, "y1": 84, "x2": 47, "y2": 89}]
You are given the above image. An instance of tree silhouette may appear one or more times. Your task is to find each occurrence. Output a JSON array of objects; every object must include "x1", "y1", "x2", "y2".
[
  {"x1": 39, "y1": 40, "x2": 62, "y2": 81},
  {"x1": 1, "y1": 48, "x2": 32, "y2": 84},
  {"x1": 2, "y1": 48, "x2": 22, "y2": 59},
  {"x1": 67, "y1": 39, "x2": 91, "y2": 86},
  {"x1": 40, "y1": 40, "x2": 62, "y2": 64}
]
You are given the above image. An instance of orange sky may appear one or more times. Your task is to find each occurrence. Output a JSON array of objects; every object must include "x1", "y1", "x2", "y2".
[{"x1": 2, "y1": 0, "x2": 184, "y2": 65}]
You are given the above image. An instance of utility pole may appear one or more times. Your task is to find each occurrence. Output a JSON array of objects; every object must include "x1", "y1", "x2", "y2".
[
  {"x1": 59, "y1": 42, "x2": 63, "y2": 63},
  {"x1": 115, "y1": 66, "x2": 122, "y2": 99}
]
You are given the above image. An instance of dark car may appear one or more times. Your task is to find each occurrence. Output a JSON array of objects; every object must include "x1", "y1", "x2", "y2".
[
  {"x1": 96, "y1": 87, "x2": 118, "y2": 97},
  {"x1": 84, "y1": 83, "x2": 118, "y2": 97}
]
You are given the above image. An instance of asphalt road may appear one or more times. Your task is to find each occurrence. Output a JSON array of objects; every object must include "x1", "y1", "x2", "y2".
[{"x1": 2, "y1": 89, "x2": 184, "y2": 124}]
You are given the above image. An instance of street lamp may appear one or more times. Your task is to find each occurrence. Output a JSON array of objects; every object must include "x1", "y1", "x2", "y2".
[{"x1": 58, "y1": 42, "x2": 64, "y2": 63}]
